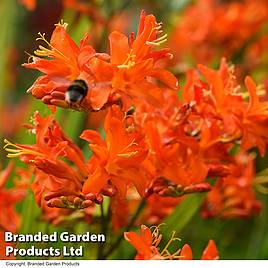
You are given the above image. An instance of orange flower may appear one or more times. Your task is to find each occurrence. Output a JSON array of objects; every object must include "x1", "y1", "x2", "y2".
[
  {"x1": 81, "y1": 105, "x2": 148, "y2": 199},
  {"x1": 242, "y1": 77, "x2": 268, "y2": 156},
  {"x1": 33, "y1": 170, "x2": 94, "y2": 226},
  {"x1": 202, "y1": 152, "x2": 261, "y2": 218},
  {"x1": 124, "y1": 225, "x2": 179, "y2": 260},
  {"x1": 184, "y1": 59, "x2": 268, "y2": 155},
  {"x1": 24, "y1": 11, "x2": 178, "y2": 112},
  {"x1": 169, "y1": 0, "x2": 268, "y2": 65},
  {"x1": 134, "y1": 90, "x2": 210, "y2": 196},
  {"x1": 109, "y1": 10, "x2": 178, "y2": 109},
  {"x1": 4, "y1": 112, "x2": 91, "y2": 209},
  {"x1": 125, "y1": 225, "x2": 219, "y2": 260},
  {"x1": 168, "y1": 0, "x2": 215, "y2": 64},
  {"x1": 146, "y1": 120, "x2": 207, "y2": 187},
  {"x1": 23, "y1": 22, "x2": 113, "y2": 111}
]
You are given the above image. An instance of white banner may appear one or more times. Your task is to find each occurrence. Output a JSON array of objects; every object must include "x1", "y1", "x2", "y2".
[{"x1": 0, "y1": 260, "x2": 267, "y2": 268}]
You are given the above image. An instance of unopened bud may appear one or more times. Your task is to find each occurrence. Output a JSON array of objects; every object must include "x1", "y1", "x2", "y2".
[
  {"x1": 60, "y1": 196, "x2": 69, "y2": 205},
  {"x1": 101, "y1": 184, "x2": 117, "y2": 197},
  {"x1": 85, "y1": 193, "x2": 95, "y2": 201},
  {"x1": 183, "y1": 183, "x2": 211, "y2": 194},
  {"x1": 94, "y1": 193, "x2": 103, "y2": 204},
  {"x1": 81, "y1": 199, "x2": 93, "y2": 208},
  {"x1": 74, "y1": 197, "x2": 82, "y2": 208},
  {"x1": 47, "y1": 198, "x2": 66, "y2": 208}
]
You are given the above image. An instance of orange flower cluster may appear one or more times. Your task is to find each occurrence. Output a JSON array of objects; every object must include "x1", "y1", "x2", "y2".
[
  {"x1": 5, "y1": 10, "x2": 268, "y2": 238},
  {"x1": 186, "y1": 58, "x2": 268, "y2": 157},
  {"x1": 23, "y1": 11, "x2": 177, "y2": 112},
  {"x1": 124, "y1": 225, "x2": 219, "y2": 260},
  {"x1": 169, "y1": 0, "x2": 268, "y2": 66},
  {"x1": 4, "y1": 112, "x2": 103, "y2": 207}
]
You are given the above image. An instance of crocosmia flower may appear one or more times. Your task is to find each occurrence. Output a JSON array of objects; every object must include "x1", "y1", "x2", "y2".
[
  {"x1": 109, "y1": 10, "x2": 178, "y2": 109},
  {"x1": 81, "y1": 105, "x2": 148, "y2": 199},
  {"x1": 125, "y1": 225, "x2": 219, "y2": 260},
  {"x1": 23, "y1": 11, "x2": 178, "y2": 112},
  {"x1": 23, "y1": 22, "x2": 112, "y2": 111}
]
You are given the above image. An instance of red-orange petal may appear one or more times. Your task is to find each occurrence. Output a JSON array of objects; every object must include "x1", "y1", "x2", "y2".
[
  {"x1": 89, "y1": 84, "x2": 111, "y2": 110},
  {"x1": 147, "y1": 68, "x2": 179, "y2": 89},
  {"x1": 109, "y1": 31, "x2": 129, "y2": 65},
  {"x1": 201, "y1": 240, "x2": 219, "y2": 260},
  {"x1": 82, "y1": 168, "x2": 109, "y2": 194},
  {"x1": 124, "y1": 231, "x2": 152, "y2": 258},
  {"x1": 197, "y1": 64, "x2": 225, "y2": 107},
  {"x1": 180, "y1": 244, "x2": 193, "y2": 260},
  {"x1": 50, "y1": 24, "x2": 79, "y2": 62},
  {"x1": 80, "y1": 130, "x2": 106, "y2": 145},
  {"x1": 245, "y1": 76, "x2": 259, "y2": 111}
]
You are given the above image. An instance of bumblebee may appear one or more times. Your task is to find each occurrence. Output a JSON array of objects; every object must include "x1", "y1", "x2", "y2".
[{"x1": 65, "y1": 79, "x2": 89, "y2": 104}]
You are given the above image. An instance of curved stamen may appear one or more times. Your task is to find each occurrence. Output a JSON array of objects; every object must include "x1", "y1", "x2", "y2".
[
  {"x1": 149, "y1": 224, "x2": 181, "y2": 259},
  {"x1": 146, "y1": 33, "x2": 168, "y2": 46},
  {"x1": 118, "y1": 50, "x2": 136, "y2": 69},
  {"x1": 34, "y1": 32, "x2": 70, "y2": 62},
  {"x1": 160, "y1": 231, "x2": 181, "y2": 255},
  {"x1": 254, "y1": 176, "x2": 268, "y2": 194},
  {"x1": 3, "y1": 139, "x2": 44, "y2": 158}
]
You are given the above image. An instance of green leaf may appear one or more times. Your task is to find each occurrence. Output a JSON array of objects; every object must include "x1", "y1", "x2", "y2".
[{"x1": 162, "y1": 193, "x2": 206, "y2": 235}]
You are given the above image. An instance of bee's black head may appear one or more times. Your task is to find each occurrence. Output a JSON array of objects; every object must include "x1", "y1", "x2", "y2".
[{"x1": 65, "y1": 79, "x2": 89, "y2": 103}]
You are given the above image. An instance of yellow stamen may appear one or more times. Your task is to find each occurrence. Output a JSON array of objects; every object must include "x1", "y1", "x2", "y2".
[
  {"x1": 162, "y1": 248, "x2": 183, "y2": 260},
  {"x1": 149, "y1": 225, "x2": 182, "y2": 260},
  {"x1": 150, "y1": 224, "x2": 182, "y2": 259},
  {"x1": 146, "y1": 40, "x2": 166, "y2": 46},
  {"x1": 155, "y1": 22, "x2": 163, "y2": 30},
  {"x1": 254, "y1": 176, "x2": 268, "y2": 194},
  {"x1": 117, "y1": 50, "x2": 136, "y2": 69},
  {"x1": 24, "y1": 51, "x2": 35, "y2": 63},
  {"x1": 117, "y1": 138, "x2": 139, "y2": 155},
  {"x1": 160, "y1": 231, "x2": 181, "y2": 255},
  {"x1": 34, "y1": 32, "x2": 69, "y2": 62},
  {"x1": 153, "y1": 33, "x2": 168, "y2": 43},
  {"x1": 150, "y1": 225, "x2": 164, "y2": 246},
  {"x1": 3, "y1": 139, "x2": 44, "y2": 158},
  {"x1": 36, "y1": 33, "x2": 51, "y2": 46},
  {"x1": 112, "y1": 138, "x2": 140, "y2": 158},
  {"x1": 54, "y1": 20, "x2": 68, "y2": 29},
  {"x1": 146, "y1": 33, "x2": 168, "y2": 46},
  {"x1": 117, "y1": 151, "x2": 139, "y2": 158}
]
